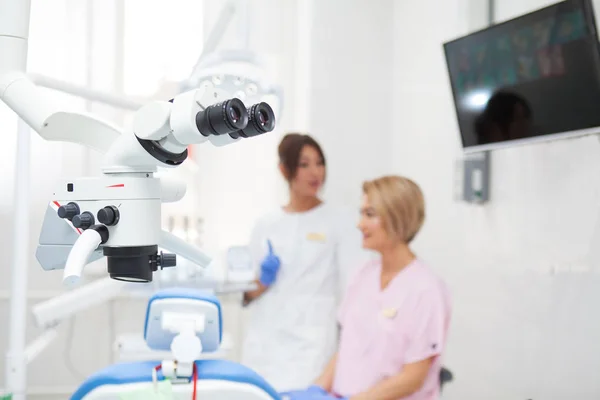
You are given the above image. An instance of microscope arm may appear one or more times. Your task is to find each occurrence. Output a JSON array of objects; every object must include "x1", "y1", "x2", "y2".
[
  {"x1": 0, "y1": 71, "x2": 121, "y2": 154},
  {"x1": 28, "y1": 72, "x2": 145, "y2": 111},
  {"x1": 159, "y1": 230, "x2": 212, "y2": 268}
]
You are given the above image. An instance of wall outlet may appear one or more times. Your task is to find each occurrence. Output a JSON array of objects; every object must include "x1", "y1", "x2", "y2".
[{"x1": 455, "y1": 152, "x2": 490, "y2": 204}]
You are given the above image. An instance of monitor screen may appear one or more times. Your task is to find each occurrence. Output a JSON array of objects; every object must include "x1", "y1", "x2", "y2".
[{"x1": 444, "y1": 0, "x2": 600, "y2": 152}]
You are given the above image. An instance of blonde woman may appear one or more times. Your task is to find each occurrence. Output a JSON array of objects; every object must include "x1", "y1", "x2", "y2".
[{"x1": 282, "y1": 176, "x2": 452, "y2": 400}]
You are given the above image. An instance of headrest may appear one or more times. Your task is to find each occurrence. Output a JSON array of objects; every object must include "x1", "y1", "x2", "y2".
[{"x1": 143, "y1": 288, "x2": 222, "y2": 353}]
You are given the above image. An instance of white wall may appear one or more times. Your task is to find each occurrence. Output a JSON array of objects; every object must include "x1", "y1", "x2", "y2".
[
  {"x1": 393, "y1": 0, "x2": 600, "y2": 398},
  {"x1": 307, "y1": 0, "x2": 395, "y2": 211}
]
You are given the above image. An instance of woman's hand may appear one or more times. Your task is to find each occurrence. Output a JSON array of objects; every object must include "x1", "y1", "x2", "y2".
[
  {"x1": 259, "y1": 240, "x2": 280, "y2": 286},
  {"x1": 242, "y1": 240, "x2": 281, "y2": 305}
]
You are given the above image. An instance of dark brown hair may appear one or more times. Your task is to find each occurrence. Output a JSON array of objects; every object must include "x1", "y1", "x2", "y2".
[{"x1": 278, "y1": 133, "x2": 326, "y2": 182}]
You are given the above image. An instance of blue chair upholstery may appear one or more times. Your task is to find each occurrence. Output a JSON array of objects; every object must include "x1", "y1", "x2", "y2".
[{"x1": 71, "y1": 359, "x2": 280, "y2": 400}]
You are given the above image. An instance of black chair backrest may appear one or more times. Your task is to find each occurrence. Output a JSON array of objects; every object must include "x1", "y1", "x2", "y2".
[{"x1": 440, "y1": 367, "x2": 453, "y2": 391}]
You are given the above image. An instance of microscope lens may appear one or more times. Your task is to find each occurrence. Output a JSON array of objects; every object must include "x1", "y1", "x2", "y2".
[
  {"x1": 229, "y1": 105, "x2": 241, "y2": 123},
  {"x1": 234, "y1": 102, "x2": 275, "y2": 138},
  {"x1": 196, "y1": 98, "x2": 248, "y2": 136},
  {"x1": 258, "y1": 109, "x2": 268, "y2": 125}
]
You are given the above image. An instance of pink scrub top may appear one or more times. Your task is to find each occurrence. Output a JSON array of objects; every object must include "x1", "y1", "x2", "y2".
[{"x1": 332, "y1": 259, "x2": 451, "y2": 399}]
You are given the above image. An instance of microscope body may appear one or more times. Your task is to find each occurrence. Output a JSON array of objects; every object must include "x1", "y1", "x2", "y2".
[{"x1": 38, "y1": 175, "x2": 164, "y2": 281}]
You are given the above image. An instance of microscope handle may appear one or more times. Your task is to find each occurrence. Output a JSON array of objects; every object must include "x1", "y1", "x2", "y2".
[{"x1": 63, "y1": 226, "x2": 106, "y2": 288}]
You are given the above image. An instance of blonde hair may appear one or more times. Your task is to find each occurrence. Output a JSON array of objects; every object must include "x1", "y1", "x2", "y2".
[{"x1": 362, "y1": 175, "x2": 425, "y2": 243}]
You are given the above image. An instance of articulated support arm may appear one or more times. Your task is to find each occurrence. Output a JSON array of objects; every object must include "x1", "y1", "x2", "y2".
[{"x1": 0, "y1": 72, "x2": 122, "y2": 153}]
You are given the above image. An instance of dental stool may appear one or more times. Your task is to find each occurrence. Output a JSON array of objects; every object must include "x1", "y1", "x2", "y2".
[{"x1": 71, "y1": 288, "x2": 279, "y2": 399}]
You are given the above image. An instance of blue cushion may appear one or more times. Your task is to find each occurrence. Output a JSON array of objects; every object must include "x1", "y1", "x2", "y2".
[
  {"x1": 71, "y1": 359, "x2": 280, "y2": 399},
  {"x1": 143, "y1": 288, "x2": 223, "y2": 344}
]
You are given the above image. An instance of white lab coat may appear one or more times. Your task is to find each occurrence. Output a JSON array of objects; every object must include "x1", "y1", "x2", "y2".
[{"x1": 240, "y1": 203, "x2": 370, "y2": 392}]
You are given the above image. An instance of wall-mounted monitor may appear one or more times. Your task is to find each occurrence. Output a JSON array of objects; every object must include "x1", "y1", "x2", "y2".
[{"x1": 444, "y1": 0, "x2": 600, "y2": 152}]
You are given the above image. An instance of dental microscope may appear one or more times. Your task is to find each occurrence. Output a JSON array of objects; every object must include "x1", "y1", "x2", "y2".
[{"x1": 0, "y1": 72, "x2": 276, "y2": 286}]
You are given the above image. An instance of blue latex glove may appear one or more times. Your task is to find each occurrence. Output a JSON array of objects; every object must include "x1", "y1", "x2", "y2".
[
  {"x1": 279, "y1": 384, "x2": 328, "y2": 399},
  {"x1": 311, "y1": 395, "x2": 347, "y2": 400},
  {"x1": 305, "y1": 385, "x2": 328, "y2": 395},
  {"x1": 280, "y1": 392, "x2": 344, "y2": 400},
  {"x1": 259, "y1": 239, "x2": 280, "y2": 286}
]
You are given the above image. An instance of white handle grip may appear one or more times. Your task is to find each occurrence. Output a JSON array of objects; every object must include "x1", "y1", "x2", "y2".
[{"x1": 63, "y1": 229, "x2": 102, "y2": 288}]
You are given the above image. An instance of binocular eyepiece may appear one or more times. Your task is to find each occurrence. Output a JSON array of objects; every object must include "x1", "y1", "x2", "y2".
[{"x1": 195, "y1": 98, "x2": 276, "y2": 140}]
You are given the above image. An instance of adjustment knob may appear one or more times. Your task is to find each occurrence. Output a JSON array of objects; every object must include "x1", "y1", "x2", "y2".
[
  {"x1": 57, "y1": 202, "x2": 80, "y2": 221},
  {"x1": 159, "y1": 252, "x2": 177, "y2": 269},
  {"x1": 72, "y1": 211, "x2": 95, "y2": 230},
  {"x1": 97, "y1": 206, "x2": 120, "y2": 226}
]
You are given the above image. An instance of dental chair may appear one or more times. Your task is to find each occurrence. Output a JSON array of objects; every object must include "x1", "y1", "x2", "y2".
[{"x1": 71, "y1": 288, "x2": 280, "y2": 399}]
